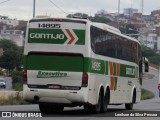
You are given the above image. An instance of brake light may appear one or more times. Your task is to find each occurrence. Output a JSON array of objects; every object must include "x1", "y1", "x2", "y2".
[
  {"x1": 82, "y1": 72, "x2": 88, "y2": 87},
  {"x1": 158, "y1": 84, "x2": 160, "y2": 90},
  {"x1": 23, "y1": 70, "x2": 27, "y2": 84}
]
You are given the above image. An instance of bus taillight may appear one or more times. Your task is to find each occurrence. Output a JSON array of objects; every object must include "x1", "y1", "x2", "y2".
[
  {"x1": 82, "y1": 72, "x2": 88, "y2": 87},
  {"x1": 158, "y1": 84, "x2": 160, "y2": 90},
  {"x1": 23, "y1": 70, "x2": 27, "y2": 84}
]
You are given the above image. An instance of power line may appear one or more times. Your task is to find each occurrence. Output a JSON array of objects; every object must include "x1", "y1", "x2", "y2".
[
  {"x1": 48, "y1": 0, "x2": 68, "y2": 14},
  {"x1": 0, "y1": 0, "x2": 11, "y2": 5}
]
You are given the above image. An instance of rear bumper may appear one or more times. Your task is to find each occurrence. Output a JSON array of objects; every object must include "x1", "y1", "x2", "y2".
[
  {"x1": 0, "y1": 85, "x2": 5, "y2": 88},
  {"x1": 23, "y1": 85, "x2": 88, "y2": 104}
]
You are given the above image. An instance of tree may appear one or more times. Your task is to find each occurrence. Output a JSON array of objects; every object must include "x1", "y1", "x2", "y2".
[
  {"x1": 66, "y1": 13, "x2": 89, "y2": 18},
  {"x1": 142, "y1": 46, "x2": 160, "y2": 65},
  {"x1": 91, "y1": 16, "x2": 111, "y2": 23},
  {"x1": 0, "y1": 39, "x2": 23, "y2": 75}
]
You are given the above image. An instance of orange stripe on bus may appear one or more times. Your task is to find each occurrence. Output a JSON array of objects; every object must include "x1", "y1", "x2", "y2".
[
  {"x1": 66, "y1": 29, "x2": 75, "y2": 44},
  {"x1": 116, "y1": 63, "x2": 120, "y2": 76},
  {"x1": 109, "y1": 62, "x2": 113, "y2": 75},
  {"x1": 110, "y1": 77, "x2": 114, "y2": 90}
]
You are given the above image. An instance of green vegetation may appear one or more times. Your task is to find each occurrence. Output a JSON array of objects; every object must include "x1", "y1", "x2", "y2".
[
  {"x1": 142, "y1": 46, "x2": 160, "y2": 65},
  {"x1": 119, "y1": 24, "x2": 139, "y2": 38},
  {"x1": 0, "y1": 92, "x2": 28, "y2": 105},
  {"x1": 67, "y1": 12, "x2": 111, "y2": 24},
  {"x1": 0, "y1": 39, "x2": 23, "y2": 76},
  {"x1": 141, "y1": 89, "x2": 155, "y2": 100},
  {"x1": 11, "y1": 70, "x2": 23, "y2": 91}
]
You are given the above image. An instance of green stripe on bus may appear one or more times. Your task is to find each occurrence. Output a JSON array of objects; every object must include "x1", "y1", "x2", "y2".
[
  {"x1": 28, "y1": 29, "x2": 67, "y2": 44},
  {"x1": 114, "y1": 77, "x2": 118, "y2": 91},
  {"x1": 28, "y1": 28, "x2": 85, "y2": 45},
  {"x1": 120, "y1": 64, "x2": 136, "y2": 78},
  {"x1": 84, "y1": 57, "x2": 107, "y2": 75},
  {"x1": 24, "y1": 55, "x2": 138, "y2": 78},
  {"x1": 74, "y1": 30, "x2": 85, "y2": 45},
  {"x1": 26, "y1": 55, "x2": 83, "y2": 72}
]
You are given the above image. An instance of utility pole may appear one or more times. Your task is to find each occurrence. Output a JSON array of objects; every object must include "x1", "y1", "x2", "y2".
[
  {"x1": 141, "y1": 0, "x2": 144, "y2": 15},
  {"x1": 117, "y1": 0, "x2": 120, "y2": 29},
  {"x1": 33, "y1": 0, "x2": 36, "y2": 18}
]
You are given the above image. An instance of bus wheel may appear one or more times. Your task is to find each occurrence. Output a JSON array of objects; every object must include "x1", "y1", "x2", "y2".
[
  {"x1": 102, "y1": 90, "x2": 109, "y2": 112},
  {"x1": 39, "y1": 103, "x2": 52, "y2": 114},
  {"x1": 92, "y1": 91, "x2": 102, "y2": 113},
  {"x1": 125, "y1": 90, "x2": 136, "y2": 110}
]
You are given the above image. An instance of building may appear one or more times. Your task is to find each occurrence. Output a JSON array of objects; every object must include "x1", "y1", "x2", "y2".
[
  {"x1": 140, "y1": 32, "x2": 157, "y2": 49},
  {"x1": 151, "y1": 10, "x2": 160, "y2": 17},
  {"x1": 0, "y1": 30, "x2": 24, "y2": 46},
  {"x1": 157, "y1": 36, "x2": 160, "y2": 51},
  {"x1": 0, "y1": 15, "x2": 27, "y2": 46},
  {"x1": 123, "y1": 8, "x2": 138, "y2": 17},
  {"x1": 95, "y1": 9, "x2": 108, "y2": 17},
  {"x1": 0, "y1": 16, "x2": 19, "y2": 27}
]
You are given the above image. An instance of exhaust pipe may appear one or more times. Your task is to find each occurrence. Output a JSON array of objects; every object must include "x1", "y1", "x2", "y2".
[{"x1": 34, "y1": 96, "x2": 39, "y2": 102}]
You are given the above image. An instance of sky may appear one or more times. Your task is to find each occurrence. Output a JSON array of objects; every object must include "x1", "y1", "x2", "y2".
[{"x1": 0, "y1": 0, "x2": 159, "y2": 20}]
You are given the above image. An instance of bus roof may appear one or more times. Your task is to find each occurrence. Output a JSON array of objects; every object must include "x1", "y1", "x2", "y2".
[
  {"x1": 90, "y1": 22, "x2": 141, "y2": 45},
  {"x1": 29, "y1": 17, "x2": 140, "y2": 45}
]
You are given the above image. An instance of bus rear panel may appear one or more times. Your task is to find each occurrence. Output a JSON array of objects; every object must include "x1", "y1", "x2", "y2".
[{"x1": 23, "y1": 18, "x2": 89, "y2": 105}]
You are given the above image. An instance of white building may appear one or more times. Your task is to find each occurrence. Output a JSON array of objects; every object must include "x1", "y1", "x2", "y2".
[
  {"x1": 95, "y1": 9, "x2": 109, "y2": 17},
  {"x1": 140, "y1": 32, "x2": 157, "y2": 49},
  {"x1": 0, "y1": 16, "x2": 19, "y2": 27},
  {"x1": 0, "y1": 30, "x2": 24, "y2": 46},
  {"x1": 157, "y1": 36, "x2": 160, "y2": 51},
  {"x1": 123, "y1": 8, "x2": 138, "y2": 17}
]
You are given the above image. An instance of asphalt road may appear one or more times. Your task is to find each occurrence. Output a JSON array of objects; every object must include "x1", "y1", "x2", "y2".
[
  {"x1": 0, "y1": 69, "x2": 159, "y2": 120},
  {"x1": 0, "y1": 76, "x2": 12, "y2": 91}
]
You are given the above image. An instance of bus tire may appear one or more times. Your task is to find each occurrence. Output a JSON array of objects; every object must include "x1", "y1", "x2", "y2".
[
  {"x1": 92, "y1": 90, "x2": 103, "y2": 113},
  {"x1": 39, "y1": 103, "x2": 64, "y2": 114},
  {"x1": 125, "y1": 90, "x2": 136, "y2": 110},
  {"x1": 102, "y1": 89, "x2": 109, "y2": 112}
]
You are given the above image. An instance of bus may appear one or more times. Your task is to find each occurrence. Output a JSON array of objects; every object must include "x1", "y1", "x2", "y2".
[{"x1": 23, "y1": 17, "x2": 149, "y2": 113}]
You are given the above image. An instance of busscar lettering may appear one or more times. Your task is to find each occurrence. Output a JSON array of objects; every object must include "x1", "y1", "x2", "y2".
[{"x1": 91, "y1": 61, "x2": 101, "y2": 71}]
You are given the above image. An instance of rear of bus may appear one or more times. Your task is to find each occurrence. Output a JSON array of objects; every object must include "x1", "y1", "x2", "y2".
[{"x1": 23, "y1": 18, "x2": 89, "y2": 106}]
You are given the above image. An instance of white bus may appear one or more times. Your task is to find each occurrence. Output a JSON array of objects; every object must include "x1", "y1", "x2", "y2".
[{"x1": 23, "y1": 17, "x2": 148, "y2": 113}]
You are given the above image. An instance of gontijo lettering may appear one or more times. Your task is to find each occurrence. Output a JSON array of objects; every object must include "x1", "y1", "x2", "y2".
[{"x1": 29, "y1": 33, "x2": 65, "y2": 39}]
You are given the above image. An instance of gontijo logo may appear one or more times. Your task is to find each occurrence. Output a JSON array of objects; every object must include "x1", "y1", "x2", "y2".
[
  {"x1": 29, "y1": 33, "x2": 65, "y2": 39},
  {"x1": 28, "y1": 28, "x2": 80, "y2": 45}
]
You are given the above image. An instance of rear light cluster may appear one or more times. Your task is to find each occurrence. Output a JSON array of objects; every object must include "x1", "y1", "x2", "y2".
[
  {"x1": 158, "y1": 84, "x2": 160, "y2": 90},
  {"x1": 23, "y1": 70, "x2": 27, "y2": 84},
  {"x1": 82, "y1": 72, "x2": 88, "y2": 87}
]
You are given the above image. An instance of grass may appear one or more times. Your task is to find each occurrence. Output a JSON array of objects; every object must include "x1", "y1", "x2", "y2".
[
  {"x1": 141, "y1": 89, "x2": 155, "y2": 100},
  {"x1": 12, "y1": 82, "x2": 23, "y2": 91},
  {"x1": 0, "y1": 92, "x2": 29, "y2": 105}
]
